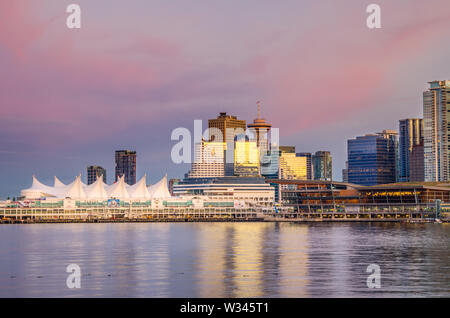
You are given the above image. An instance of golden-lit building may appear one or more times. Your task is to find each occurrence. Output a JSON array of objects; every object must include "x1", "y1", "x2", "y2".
[
  {"x1": 208, "y1": 112, "x2": 247, "y2": 144},
  {"x1": 234, "y1": 141, "x2": 260, "y2": 177},
  {"x1": 279, "y1": 152, "x2": 307, "y2": 180}
]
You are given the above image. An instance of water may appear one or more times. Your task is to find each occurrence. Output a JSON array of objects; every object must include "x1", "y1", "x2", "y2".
[{"x1": 0, "y1": 222, "x2": 448, "y2": 297}]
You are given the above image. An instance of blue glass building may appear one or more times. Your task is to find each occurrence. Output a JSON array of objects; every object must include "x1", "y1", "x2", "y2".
[{"x1": 347, "y1": 130, "x2": 398, "y2": 186}]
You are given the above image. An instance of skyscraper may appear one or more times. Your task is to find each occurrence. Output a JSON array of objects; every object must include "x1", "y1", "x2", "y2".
[
  {"x1": 87, "y1": 165, "x2": 107, "y2": 185},
  {"x1": 398, "y1": 118, "x2": 423, "y2": 182},
  {"x1": 115, "y1": 150, "x2": 137, "y2": 185},
  {"x1": 347, "y1": 131, "x2": 398, "y2": 186},
  {"x1": 296, "y1": 152, "x2": 313, "y2": 180},
  {"x1": 312, "y1": 151, "x2": 332, "y2": 181},
  {"x1": 423, "y1": 80, "x2": 450, "y2": 182},
  {"x1": 208, "y1": 112, "x2": 246, "y2": 144}
]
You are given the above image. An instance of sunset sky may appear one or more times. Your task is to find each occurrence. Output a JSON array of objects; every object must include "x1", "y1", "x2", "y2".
[{"x1": 1, "y1": 0, "x2": 450, "y2": 197}]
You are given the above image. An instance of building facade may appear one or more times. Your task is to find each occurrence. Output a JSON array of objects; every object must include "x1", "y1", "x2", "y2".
[
  {"x1": 410, "y1": 142, "x2": 424, "y2": 182},
  {"x1": 208, "y1": 112, "x2": 247, "y2": 144},
  {"x1": 173, "y1": 177, "x2": 274, "y2": 207},
  {"x1": 87, "y1": 165, "x2": 107, "y2": 185},
  {"x1": 115, "y1": 150, "x2": 137, "y2": 185},
  {"x1": 347, "y1": 131, "x2": 398, "y2": 186},
  {"x1": 398, "y1": 118, "x2": 423, "y2": 182},
  {"x1": 188, "y1": 141, "x2": 226, "y2": 178},
  {"x1": 168, "y1": 178, "x2": 181, "y2": 196},
  {"x1": 342, "y1": 161, "x2": 348, "y2": 183},
  {"x1": 312, "y1": 151, "x2": 332, "y2": 181},
  {"x1": 279, "y1": 150, "x2": 307, "y2": 180},
  {"x1": 234, "y1": 140, "x2": 260, "y2": 177},
  {"x1": 296, "y1": 152, "x2": 313, "y2": 180},
  {"x1": 423, "y1": 80, "x2": 450, "y2": 181}
]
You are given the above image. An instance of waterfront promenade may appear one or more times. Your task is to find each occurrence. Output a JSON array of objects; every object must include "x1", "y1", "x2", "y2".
[{"x1": 1, "y1": 208, "x2": 448, "y2": 224}]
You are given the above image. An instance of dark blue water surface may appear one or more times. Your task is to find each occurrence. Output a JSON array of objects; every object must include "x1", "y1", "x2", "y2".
[{"x1": 0, "y1": 222, "x2": 448, "y2": 297}]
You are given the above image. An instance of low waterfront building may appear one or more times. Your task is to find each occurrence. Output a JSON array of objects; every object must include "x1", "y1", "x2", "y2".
[
  {"x1": 173, "y1": 177, "x2": 274, "y2": 207},
  {"x1": 267, "y1": 179, "x2": 450, "y2": 213}
]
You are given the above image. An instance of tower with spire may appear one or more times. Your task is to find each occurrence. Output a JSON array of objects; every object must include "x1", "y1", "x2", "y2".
[{"x1": 247, "y1": 101, "x2": 272, "y2": 156}]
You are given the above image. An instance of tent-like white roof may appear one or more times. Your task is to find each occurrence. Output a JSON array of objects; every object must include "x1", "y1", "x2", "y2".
[
  {"x1": 148, "y1": 174, "x2": 171, "y2": 199},
  {"x1": 54, "y1": 176, "x2": 66, "y2": 187},
  {"x1": 107, "y1": 175, "x2": 130, "y2": 199},
  {"x1": 21, "y1": 173, "x2": 172, "y2": 201},
  {"x1": 65, "y1": 175, "x2": 87, "y2": 199},
  {"x1": 85, "y1": 175, "x2": 108, "y2": 200},
  {"x1": 128, "y1": 174, "x2": 150, "y2": 199},
  {"x1": 21, "y1": 176, "x2": 58, "y2": 199}
]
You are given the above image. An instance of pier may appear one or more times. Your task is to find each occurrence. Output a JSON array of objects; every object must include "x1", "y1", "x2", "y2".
[{"x1": 0, "y1": 205, "x2": 448, "y2": 223}]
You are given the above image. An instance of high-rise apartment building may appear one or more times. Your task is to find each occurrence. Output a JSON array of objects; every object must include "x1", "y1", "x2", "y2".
[
  {"x1": 296, "y1": 152, "x2": 313, "y2": 180},
  {"x1": 87, "y1": 165, "x2": 107, "y2": 185},
  {"x1": 115, "y1": 150, "x2": 137, "y2": 185},
  {"x1": 347, "y1": 131, "x2": 398, "y2": 186},
  {"x1": 423, "y1": 80, "x2": 450, "y2": 182},
  {"x1": 312, "y1": 151, "x2": 332, "y2": 181},
  {"x1": 398, "y1": 118, "x2": 423, "y2": 182},
  {"x1": 187, "y1": 141, "x2": 226, "y2": 178}
]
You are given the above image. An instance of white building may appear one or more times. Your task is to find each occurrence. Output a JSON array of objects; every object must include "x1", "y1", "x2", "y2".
[{"x1": 187, "y1": 141, "x2": 226, "y2": 178}]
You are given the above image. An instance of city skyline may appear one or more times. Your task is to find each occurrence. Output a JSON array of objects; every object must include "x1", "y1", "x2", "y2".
[{"x1": 1, "y1": 1, "x2": 450, "y2": 197}]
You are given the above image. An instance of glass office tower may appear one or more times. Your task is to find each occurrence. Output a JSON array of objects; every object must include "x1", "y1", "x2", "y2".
[
  {"x1": 347, "y1": 130, "x2": 398, "y2": 186},
  {"x1": 312, "y1": 151, "x2": 332, "y2": 181}
]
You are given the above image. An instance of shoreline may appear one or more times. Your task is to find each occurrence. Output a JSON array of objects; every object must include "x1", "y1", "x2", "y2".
[{"x1": 1, "y1": 218, "x2": 446, "y2": 224}]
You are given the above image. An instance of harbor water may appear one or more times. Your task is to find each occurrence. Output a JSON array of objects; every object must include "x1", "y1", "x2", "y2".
[{"x1": 0, "y1": 222, "x2": 449, "y2": 297}]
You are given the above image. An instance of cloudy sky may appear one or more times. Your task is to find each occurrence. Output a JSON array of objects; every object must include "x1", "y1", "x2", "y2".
[{"x1": 1, "y1": 0, "x2": 450, "y2": 197}]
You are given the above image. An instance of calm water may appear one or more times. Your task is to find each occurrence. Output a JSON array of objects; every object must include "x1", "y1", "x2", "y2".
[{"x1": 0, "y1": 222, "x2": 449, "y2": 297}]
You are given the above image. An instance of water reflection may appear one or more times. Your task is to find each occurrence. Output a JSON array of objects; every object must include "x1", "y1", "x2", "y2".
[{"x1": 0, "y1": 223, "x2": 448, "y2": 297}]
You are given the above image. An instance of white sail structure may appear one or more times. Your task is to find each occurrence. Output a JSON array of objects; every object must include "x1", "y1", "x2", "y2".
[
  {"x1": 128, "y1": 174, "x2": 150, "y2": 200},
  {"x1": 21, "y1": 173, "x2": 172, "y2": 201},
  {"x1": 54, "y1": 176, "x2": 66, "y2": 188},
  {"x1": 108, "y1": 175, "x2": 130, "y2": 199},
  {"x1": 21, "y1": 176, "x2": 57, "y2": 199},
  {"x1": 85, "y1": 175, "x2": 108, "y2": 200},
  {"x1": 64, "y1": 176, "x2": 87, "y2": 199},
  {"x1": 148, "y1": 174, "x2": 172, "y2": 199}
]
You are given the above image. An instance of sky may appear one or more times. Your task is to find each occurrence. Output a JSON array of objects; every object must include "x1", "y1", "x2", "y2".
[{"x1": 1, "y1": 0, "x2": 450, "y2": 198}]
